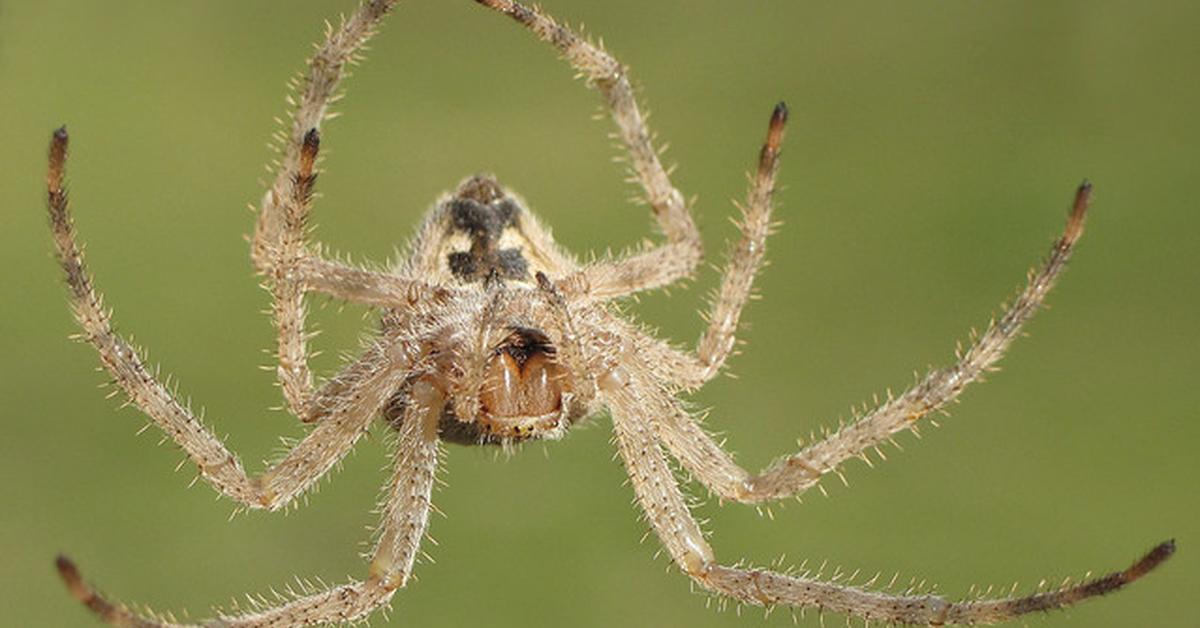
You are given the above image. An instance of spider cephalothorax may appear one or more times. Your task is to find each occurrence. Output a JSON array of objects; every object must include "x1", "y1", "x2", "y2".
[
  {"x1": 377, "y1": 291, "x2": 587, "y2": 446},
  {"x1": 426, "y1": 287, "x2": 589, "y2": 445},
  {"x1": 49, "y1": 1, "x2": 1170, "y2": 626}
]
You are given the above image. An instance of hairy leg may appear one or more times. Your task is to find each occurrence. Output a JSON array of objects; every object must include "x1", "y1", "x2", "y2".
[
  {"x1": 57, "y1": 379, "x2": 444, "y2": 627},
  {"x1": 555, "y1": 100, "x2": 786, "y2": 396},
  {"x1": 251, "y1": 0, "x2": 397, "y2": 269},
  {"x1": 601, "y1": 366, "x2": 1173, "y2": 625},
  {"x1": 688, "y1": 102, "x2": 787, "y2": 384},
  {"x1": 251, "y1": 0, "x2": 422, "y2": 298},
  {"x1": 534, "y1": 272, "x2": 595, "y2": 399},
  {"x1": 653, "y1": 183, "x2": 1095, "y2": 503},
  {"x1": 46, "y1": 128, "x2": 412, "y2": 510},
  {"x1": 267, "y1": 129, "x2": 443, "y2": 418},
  {"x1": 559, "y1": 102, "x2": 787, "y2": 322},
  {"x1": 475, "y1": 0, "x2": 703, "y2": 296},
  {"x1": 270, "y1": 129, "x2": 322, "y2": 416},
  {"x1": 245, "y1": 0, "x2": 439, "y2": 415}
]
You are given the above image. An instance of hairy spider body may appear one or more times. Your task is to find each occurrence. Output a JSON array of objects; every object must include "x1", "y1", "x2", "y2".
[
  {"x1": 48, "y1": 1, "x2": 1171, "y2": 626},
  {"x1": 385, "y1": 174, "x2": 595, "y2": 444}
]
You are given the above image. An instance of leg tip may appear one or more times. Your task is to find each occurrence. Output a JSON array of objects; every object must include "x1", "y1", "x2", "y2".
[
  {"x1": 1127, "y1": 539, "x2": 1176, "y2": 580},
  {"x1": 48, "y1": 126, "x2": 70, "y2": 173},
  {"x1": 760, "y1": 102, "x2": 790, "y2": 167},
  {"x1": 297, "y1": 128, "x2": 321, "y2": 181},
  {"x1": 55, "y1": 554, "x2": 78, "y2": 581},
  {"x1": 1061, "y1": 179, "x2": 1092, "y2": 246},
  {"x1": 301, "y1": 128, "x2": 320, "y2": 153},
  {"x1": 772, "y1": 101, "x2": 789, "y2": 126},
  {"x1": 1132, "y1": 540, "x2": 1171, "y2": 573},
  {"x1": 55, "y1": 554, "x2": 90, "y2": 601}
]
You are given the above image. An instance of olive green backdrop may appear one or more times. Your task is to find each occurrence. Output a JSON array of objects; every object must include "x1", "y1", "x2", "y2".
[{"x1": 2, "y1": 1, "x2": 1195, "y2": 626}]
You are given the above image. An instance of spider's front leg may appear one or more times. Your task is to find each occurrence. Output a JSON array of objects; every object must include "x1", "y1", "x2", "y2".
[
  {"x1": 599, "y1": 367, "x2": 1174, "y2": 625},
  {"x1": 650, "y1": 184, "x2": 1107, "y2": 504},
  {"x1": 638, "y1": 101, "x2": 788, "y2": 388},
  {"x1": 58, "y1": 378, "x2": 445, "y2": 627},
  {"x1": 476, "y1": 0, "x2": 703, "y2": 298}
]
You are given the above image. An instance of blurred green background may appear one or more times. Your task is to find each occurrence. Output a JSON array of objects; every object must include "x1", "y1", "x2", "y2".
[{"x1": 2, "y1": 1, "x2": 1196, "y2": 626}]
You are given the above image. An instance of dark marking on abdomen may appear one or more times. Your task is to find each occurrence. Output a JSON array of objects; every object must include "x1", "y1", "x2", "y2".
[{"x1": 445, "y1": 176, "x2": 529, "y2": 281}]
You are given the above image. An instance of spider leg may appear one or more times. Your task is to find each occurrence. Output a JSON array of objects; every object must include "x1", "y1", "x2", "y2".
[
  {"x1": 258, "y1": 122, "x2": 440, "y2": 311},
  {"x1": 601, "y1": 367, "x2": 1173, "y2": 625},
  {"x1": 251, "y1": 0, "x2": 420, "y2": 304},
  {"x1": 574, "y1": 143, "x2": 781, "y2": 389},
  {"x1": 266, "y1": 127, "x2": 446, "y2": 420},
  {"x1": 57, "y1": 380, "x2": 444, "y2": 627},
  {"x1": 269, "y1": 128, "x2": 325, "y2": 417},
  {"x1": 652, "y1": 184, "x2": 1095, "y2": 503},
  {"x1": 687, "y1": 103, "x2": 787, "y2": 383},
  {"x1": 558, "y1": 101, "x2": 787, "y2": 348},
  {"x1": 45, "y1": 128, "x2": 415, "y2": 510},
  {"x1": 248, "y1": 0, "x2": 443, "y2": 416},
  {"x1": 475, "y1": 0, "x2": 703, "y2": 297},
  {"x1": 250, "y1": 0, "x2": 398, "y2": 284},
  {"x1": 534, "y1": 271, "x2": 596, "y2": 398}
]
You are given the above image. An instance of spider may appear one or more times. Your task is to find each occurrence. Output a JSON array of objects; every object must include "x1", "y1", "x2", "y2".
[{"x1": 47, "y1": 1, "x2": 1172, "y2": 626}]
